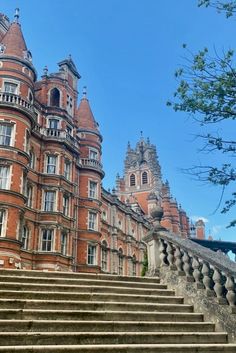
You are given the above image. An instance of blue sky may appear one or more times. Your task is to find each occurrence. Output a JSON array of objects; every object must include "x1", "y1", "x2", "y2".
[{"x1": 2, "y1": 0, "x2": 236, "y2": 242}]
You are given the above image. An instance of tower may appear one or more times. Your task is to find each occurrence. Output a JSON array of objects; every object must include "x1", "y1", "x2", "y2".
[
  {"x1": 0, "y1": 10, "x2": 37, "y2": 267},
  {"x1": 116, "y1": 136, "x2": 162, "y2": 214},
  {"x1": 75, "y1": 87, "x2": 104, "y2": 272},
  {"x1": 116, "y1": 137, "x2": 190, "y2": 237}
]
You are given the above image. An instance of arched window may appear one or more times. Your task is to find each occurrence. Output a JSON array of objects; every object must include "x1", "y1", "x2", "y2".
[
  {"x1": 50, "y1": 88, "x2": 60, "y2": 107},
  {"x1": 118, "y1": 248, "x2": 123, "y2": 275},
  {"x1": 132, "y1": 254, "x2": 136, "y2": 276},
  {"x1": 142, "y1": 171, "x2": 148, "y2": 184},
  {"x1": 130, "y1": 174, "x2": 136, "y2": 186},
  {"x1": 101, "y1": 240, "x2": 108, "y2": 272}
]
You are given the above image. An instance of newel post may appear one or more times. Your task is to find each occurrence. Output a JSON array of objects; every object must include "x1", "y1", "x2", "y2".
[{"x1": 143, "y1": 206, "x2": 167, "y2": 276}]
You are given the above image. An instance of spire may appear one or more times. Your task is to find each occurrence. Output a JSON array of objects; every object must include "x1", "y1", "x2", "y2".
[
  {"x1": 1, "y1": 9, "x2": 29, "y2": 60},
  {"x1": 77, "y1": 91, "x2": 99, "y2": 131},
  {"x1": 14, "y1": 8, "x2": 20, "y2": 23}
]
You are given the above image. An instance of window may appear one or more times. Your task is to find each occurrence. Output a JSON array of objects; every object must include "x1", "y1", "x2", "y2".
[
  {"x1": 4, "y1": 82, "x2": 18, "y2": 94},
  {"x1": 46, "y1": 155, "x2": 57, "y2": 174},
  {"x1": 41, "y1": 229, "x2": 54, "y2": 251},
  {"x1": 142, "y1": 171, "x2": 148, "y2": 184},
  {"x1": 50, "y1": 88, "x2": 60, "y2": 107},
  {"x1": 130, "y1": 174, "x2": 136, "y2": 186},
  {"x1": 48, "y1": 119, "x2": 59, "y2": 129},
  {"x1": 89, "y1": 149, "x2": 98, "y2": 160},
  {"x1": 66, "y1": 95, "x2": 73, "y2": 115},
  {"x1": 64, "y1": 159, "x2": 71, "y2": 180},
  {"x1": 0, "y1": 210, "x2": 6, "y2": 237},
  {"x1": 132, "y1": 255, "x2": 136, "y2": 276},
  {"x1": 66, "y1": 125, "x2": 72, "y2": 135},
  {"x1": 0, "y1": 165, "x2": 9, "y2": 189},
  {"x1": 88, "y1": 244, "x2": 96, "y2": 265},
  {"x1": 26, "y1": 184, "x2": 33, "y2": 208},
  {"x1": 61, "y1": 231, "x2": 67, "y2": 255},
  {"x1": 88, "y1": 211, "x2": 97, "y2": 230},
  {"x1": 44, "y1": 191, "x2": 56, "y2": 212},
  {"x1": 25, "y1": 130, "x2": 30, "y2": 154},
  {"x1": 29, "y1": 151, "x2": 35, "y2": 169},
  {"x1": 63, "y1": 194, "x2": 69, "y2": 216},
  {"x1": 28, "y1": 91, "x2": 33, "y2": 103},
  {"x1": 118, "y1": 248, "x2": 124, "y2": 275},
  {"x1": 22, "y1": 226, "x2": 29, "y2": 250},
  {"x1": 0, "y1": 124, "x2": 12, "y2": 146},
  {"x1": 89, "y1": 181, "x2": 97, "y2": 199},
  {"x1": 101, "y1": 240, "x2": 108, "y2": 271}
]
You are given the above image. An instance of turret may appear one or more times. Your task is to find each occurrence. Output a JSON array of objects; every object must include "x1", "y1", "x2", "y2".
[
  {"x1": 0, "y1": 9, "x2": 36, "y2": 267},
  {"x1": 75, "y1": 88, "x2": 104, "y2": 272}
]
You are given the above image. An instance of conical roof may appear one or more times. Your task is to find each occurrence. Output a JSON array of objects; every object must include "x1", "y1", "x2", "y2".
[
  {"x1": 1, "y1": 21, "x2": 27, "y2": 59},
  {"x1": 77, "y1": 94, "x2": 99, "y2": 131}
]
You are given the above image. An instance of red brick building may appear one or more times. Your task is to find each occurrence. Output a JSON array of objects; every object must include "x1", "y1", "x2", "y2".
[{"x1": 0, "y1": 11, "x2": 203, "y2": 273}]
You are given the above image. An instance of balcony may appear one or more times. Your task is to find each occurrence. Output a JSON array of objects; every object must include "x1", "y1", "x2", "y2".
[
  {"x1": 0, "y1": 92, "x2": 34, "y2": 117},
  {"x1": 80, "y1": 158, "x2": 104, "y2": 176},
  {"x1": 41, "y1": 128, "x2": 79, "y2": 149}
]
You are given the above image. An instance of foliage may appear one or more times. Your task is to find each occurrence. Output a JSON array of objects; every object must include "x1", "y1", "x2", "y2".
[
  {"x1": 198, "y1": 0, "x2": 236, "y2": 17},
  {"x1": 167, "y1": 3, "x2": 236, "y2": 227}
]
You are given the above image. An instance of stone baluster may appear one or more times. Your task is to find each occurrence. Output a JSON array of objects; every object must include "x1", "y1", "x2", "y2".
[
  {"x1": 202, "y1": 261, "x2": 214, "y2": 297},
  {"x1": 159, "y1": 239, "x2": 168, "y2": 267},
  {"x1": 183, "y1": 250, "x2": 194, "y2": 282},
  {"x1": 225, "y1": 275, "x2": 236, "y2": 308},
  {"x1": 174, "y1": 246, "x2": 184, "y2": 275},
  {"x1": 213, "y1": 267, "x2": 226, "y2": 304},
  {"x1": 166, "y1": 241, "x2": 176, "y2": 270},
  {"x1": 192, "y1": 256, "x2": 204, "y2": 289}
]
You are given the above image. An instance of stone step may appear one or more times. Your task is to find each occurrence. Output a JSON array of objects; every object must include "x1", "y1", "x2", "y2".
[
  {"x1": 0, "y1": 291, "x2": 183, "y2": 304},
  {"x1": 0, "y1": 344, "x2": 236, "y2": 352},
  {"x1": 0, "y1": 278, "x2": 167, "y2": 291},
  {"x1": 0, "y1": 270, "x2": 160, "y2": 283},
  {"x1": 0, "y1": 332, "x2": 227, "y2": 346},
  {"x1": 0, "y1": 299, "x2": 192, "y2": 312},
  {"x1": 0, "y1": 320, "x2": 215, "y2": 332},
  {"x1": 0, "y1": 309, "x2": 203, "y2": 322}
]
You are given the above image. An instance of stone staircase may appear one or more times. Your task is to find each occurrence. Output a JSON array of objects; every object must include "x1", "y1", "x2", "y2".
[{"x1": 0, "y1": 270, "x2": 235, "y2": 352}]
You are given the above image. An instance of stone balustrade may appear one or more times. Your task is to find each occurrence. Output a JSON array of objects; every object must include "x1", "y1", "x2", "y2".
[
  {"x1": 0, "y1": 92, "x2": 34, "y2": 113},
  {"x1": 40, "y1": 128, "x2": 78, "y2": 148},
  {"x1": 144, "y1": 210, "x2": 236, "y2": 310},
  {"x1": 80, "y1": 158, "x2": 104, "y2": 175}
]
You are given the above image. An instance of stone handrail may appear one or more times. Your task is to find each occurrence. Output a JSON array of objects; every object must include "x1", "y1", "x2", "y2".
[
  {"x1": 80, "y1": 158, "x2": 103, "y2": 173},
  {"x1": 144, "y1": 224, "x2": 236, "y2": 308},
  {"x1": 0, "y1": 92, "x2": 34, "y2": 113},
  {"x1": 41, "y1": 128, "x2": 78, "y2": 148}
]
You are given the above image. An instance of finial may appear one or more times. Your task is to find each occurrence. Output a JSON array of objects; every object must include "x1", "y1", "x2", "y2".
[
  {"x1": 147, "y1": 137, "x2": 150, "y2": 144},
  {"x1": 68, "y1": 54, "x2": 72, "y2": 60},
  {"x1": 140, "y1": 130, "x2": 143, "y2": 139},
  {"x1": 82, "y1": 86, "x2": 87, "y2": 98},
  {"x1": 14, "y1": 8, "x2": 20, "y2": 23},
  {"x1": 43, "y1": 65, "x2": 48, "y2": 76},
  {"x1": 127, "y1": 141, "x2": 131, "y2": 149}
]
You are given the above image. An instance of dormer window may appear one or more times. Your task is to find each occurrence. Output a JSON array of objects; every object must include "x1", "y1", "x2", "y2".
[
  {"x1": 23, "y1": 50, "x2": 32, "y2": 62},
  {"x1": 50, "y1": 88, "x2": 60, "y2": 107},
  {"x1": 0, "y1": 44, "x2": 5, "y2": 54}
]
